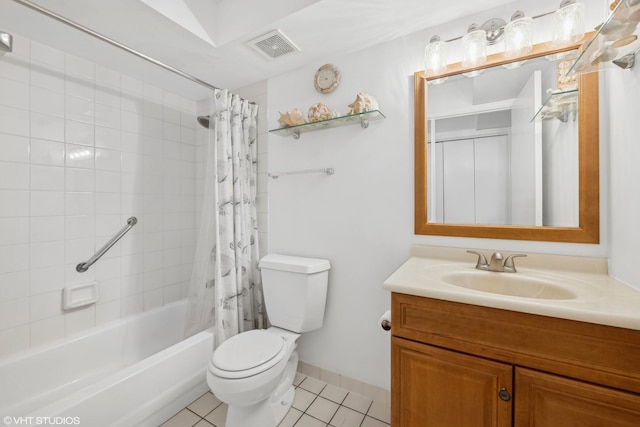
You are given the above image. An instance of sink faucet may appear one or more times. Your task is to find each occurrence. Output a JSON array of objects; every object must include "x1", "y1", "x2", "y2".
[{"x1": 467, "y1": 250, "x2": 527, "y2": 273}]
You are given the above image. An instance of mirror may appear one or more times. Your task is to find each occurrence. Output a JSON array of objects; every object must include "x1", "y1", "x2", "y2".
[{"x1": 415, "y1": 38, "x2": 599, "y2": 243}]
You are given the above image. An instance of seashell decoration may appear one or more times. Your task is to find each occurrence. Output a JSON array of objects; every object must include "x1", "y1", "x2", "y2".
[
  {"x1": 278, "y1": 108, "x2": 307, "y2": 128},
  {"x1": 347, "y1": 92, "x2": 379, "y2": 115},
  {"x1": 308, "y1": 102, "x2": 339, "y2": 123}
]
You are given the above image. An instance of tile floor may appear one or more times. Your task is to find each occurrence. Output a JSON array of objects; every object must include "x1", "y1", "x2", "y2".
[{"x1": 161, "y1": 373, "x2": 391, "y2": 427}]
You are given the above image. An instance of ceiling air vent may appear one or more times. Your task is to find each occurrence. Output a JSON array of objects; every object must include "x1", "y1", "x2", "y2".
[{"x1": 248, "y1": 29, "x2": 300, "y2": 60}]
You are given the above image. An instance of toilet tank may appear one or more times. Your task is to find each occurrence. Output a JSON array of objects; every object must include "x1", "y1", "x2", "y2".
[{"x1": 259, "y1": 254, "x2": 330, "y2": 333}]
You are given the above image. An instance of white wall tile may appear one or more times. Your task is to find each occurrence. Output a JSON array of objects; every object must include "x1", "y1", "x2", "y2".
[
  {"x1": 30, "y1": 138, "x2": 65, "y2": 166},
  {"x1": 30, "y1": 216, "x2": 65, "y2": 243},
  {"x1": 31, "y1": 164, "x2": 64, "y2": 191},
  {"x1": 95, "y1": 148, "x2": 121, "y2": 171},
  {"x1": 31, "y1": 241, "x2": 65, "y2": 269},
  {"x1": 0, "y1": 297, "x2": 29, "y2": 329},
  {"x1": 30, "y1": 291, "x2": 64, "y2": 321},
  {"x1": 0, "y1": 77, "x2": 29, "y2": 110},
  {"x1": 66, "y1": 168, "x2": 94, "y2": 192},
  {"x1": 65, "y1": 305, "x2": 95, "y2": 336},
  {"x1": 0, "y1": 244, "x2": 29, "y2": 274},
  {"x1": 31, "y1": 42, "x2": 64, "y2": 70},
  {"x1": 0, "y1": 270, "x2": 30, "y2": 302},
  {"x1": 95, "y1": 126, "x2": 121, "y2": 150},
  {"x1": 31, "y1": 112, "x2": 64, "y2": 141},
  {"x1": 31, "y1": 86, "x2": 65, "y2": 117},
  {"x1": 0, "y1": 134, "x2": 29, "y2": 163},
  {"x1": 66, "y1": 119, "x2": 95, "y2": 147},
  {"x1": 0, "y1": 161, "x2": 29, "y2": 189},
  {"x1": 0, "y1": 325, "x2": 30, "y2": 358},
  {"x1": 65, "y1": 96, "x2": 94, "y2": 124},
  {"x1": 31, "y1": 191, "x2": 64, "y2": 216},
  {"x1": 66, "y1": 144, "x2": 95, "y2": 169},
  {"x1": 0, "y1": 105, "x2": 30, "y2": 136},
  {"x1": 0, "y1": 34, "x2": 199, "y2": 358},
  {"x1": 31, "y1": 315, "x2": 65, "y2": 348},
  {"x1": 65, "y1": 192, "x2": 95, "y2": 215}
]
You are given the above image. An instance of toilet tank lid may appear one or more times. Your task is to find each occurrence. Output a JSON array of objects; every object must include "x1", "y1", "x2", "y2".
[{"x1": 259, "y1": 254, "x2": 330, "y2": 274}]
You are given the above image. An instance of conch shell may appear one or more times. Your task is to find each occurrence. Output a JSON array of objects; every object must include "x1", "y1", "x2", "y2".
[
  {"x1": 347, "y1": 92, "x2": 379, "y2": 114},
  {"x1": 278, "y1": 108, "x2": 307, "y2": 127},
  {"x1": 308, "y1": 102, "x2": 339, "y2": 123}
]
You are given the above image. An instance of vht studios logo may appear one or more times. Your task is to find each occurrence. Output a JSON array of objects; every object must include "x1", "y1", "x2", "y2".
[{"x1": 3, "y1": 416, "x2": 81, "y2": 425}]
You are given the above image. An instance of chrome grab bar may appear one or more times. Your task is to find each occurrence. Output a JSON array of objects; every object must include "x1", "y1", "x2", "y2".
[{"x1": 76, "y1": 217, "x2": 138, "y2": 273}]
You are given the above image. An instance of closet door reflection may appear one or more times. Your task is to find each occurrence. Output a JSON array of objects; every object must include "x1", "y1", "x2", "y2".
[{"x1": 432, "y1": 135, "x2": 509, "y2": 224}]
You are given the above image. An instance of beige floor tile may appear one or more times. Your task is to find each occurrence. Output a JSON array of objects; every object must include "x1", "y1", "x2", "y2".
[
  {"x1": 294, "y1": 414, "x2": 328, "y2": 427},
  {"x1": 188, "y1": 392, "x2": 222, "y2": 417},
  {"x1": 319, "y1": 384, "x2": 348, "y2": 404},
  {"x1": 204, "y1": 403, "x2": 228, "y2": 427},
  {"x1": 292, "y1": 387, "x2": 317, "y2": 412},
  {"x1": 160, "y1": 408, "x2": 201, "y2": 427},
  {"x1": 361, "y1": 415, "x2": 390, "y2": 427},
  {"x1": 329, "y1": 406, "x2": 365, "y2": 427},
  {"x1": 294, "y1": 372, "x2": 307, "y2": 386},
  {"x1": 194, "y1": 420, "x2": 215, "y2": 427},
  {"x1": 306, "y1": 397, "x2": 339, "y2": 423},
  {"x1": 342, "y1": 392, "x2": 372, "y2": 414},
  {"x1": 366, "y1": 401, "x2": 391, "y2": 423},
  {"x1": 299, "y1": 376, "x2": 327, "y2": 394},
  {"x1": 278, "y1": 407, "x2": 303, "y2": 427}
]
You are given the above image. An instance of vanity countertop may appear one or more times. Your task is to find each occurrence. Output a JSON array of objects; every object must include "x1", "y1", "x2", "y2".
[{"x1": 383, "y1": 245, "x2": 640, "y2": 331}]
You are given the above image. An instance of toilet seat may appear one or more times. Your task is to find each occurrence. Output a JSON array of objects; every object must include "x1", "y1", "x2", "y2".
[{"x1": 210, "y1": 330, "x2": 287, "y2": 379}]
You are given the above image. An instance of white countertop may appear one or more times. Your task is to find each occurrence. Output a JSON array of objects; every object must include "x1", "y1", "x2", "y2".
[{"x1": 383, "y1": 246, "x2": 640, "y2": 331}]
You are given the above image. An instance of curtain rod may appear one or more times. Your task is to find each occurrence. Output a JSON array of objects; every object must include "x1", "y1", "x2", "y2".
[{"x1": 11, "y1": 0, "x2": 232, "y2": 96}]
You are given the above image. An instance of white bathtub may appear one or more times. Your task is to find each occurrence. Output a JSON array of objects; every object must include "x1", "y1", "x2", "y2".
[{"x1": 0, "y1": 301, "x2": 214, "y2": 427}]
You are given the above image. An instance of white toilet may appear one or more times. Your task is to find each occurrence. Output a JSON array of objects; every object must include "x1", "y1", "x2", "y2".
[{"x1": 206, "y1": 254, "x2": 331, "y2": 427}]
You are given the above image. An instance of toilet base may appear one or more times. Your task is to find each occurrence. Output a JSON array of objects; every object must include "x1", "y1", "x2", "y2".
[
  {"x1": 225, "y1": 385, "x2": 294, "y2": 427},
  {"x1": 220, "y1": 350, "x2": 299, "y2": 427}
]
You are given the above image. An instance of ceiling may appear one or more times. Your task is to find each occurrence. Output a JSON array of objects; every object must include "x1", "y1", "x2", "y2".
[{"x1": 0, "y1": 0, "x2": 520, "y2": 99}]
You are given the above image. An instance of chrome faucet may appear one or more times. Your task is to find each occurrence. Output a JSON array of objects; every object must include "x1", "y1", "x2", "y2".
[{"x1": 467, "y1": 250, "x2": 527, "y2": 273}]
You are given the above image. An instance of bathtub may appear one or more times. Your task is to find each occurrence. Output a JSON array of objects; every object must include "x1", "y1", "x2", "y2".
[{"x1": 0, "y1": 301, "x2": 214, "y2": 427}]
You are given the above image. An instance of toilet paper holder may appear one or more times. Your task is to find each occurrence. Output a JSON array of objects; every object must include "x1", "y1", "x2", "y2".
[{"x1": 379, "y1": 309, "x2": 391, "y2": 331}]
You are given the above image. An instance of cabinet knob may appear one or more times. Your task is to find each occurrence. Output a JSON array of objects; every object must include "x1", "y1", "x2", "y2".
[{"x1": 498, "y1": 387, "x2": 511, "y2": 401}]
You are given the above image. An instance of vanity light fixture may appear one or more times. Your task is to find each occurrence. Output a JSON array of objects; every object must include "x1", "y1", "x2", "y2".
[
  {"x1": 551, "y1": 0, "x2": 585, "y2": 47},
  {"x1": 504, "y1": 11, "x2": 533, "y2": 59},
  {"x1": 424, "y1": 35, "x2": 447, "y2": 76},
  {"x1": 462, "y1": 24, "x2": 487, "y2": 68}
]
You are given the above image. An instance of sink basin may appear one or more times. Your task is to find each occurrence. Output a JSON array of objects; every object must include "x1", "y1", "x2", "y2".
[{"x1": 441, "y1": 271, "x2": 577, "y2": 300}]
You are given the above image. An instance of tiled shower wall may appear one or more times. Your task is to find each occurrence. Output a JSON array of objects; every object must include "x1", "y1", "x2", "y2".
[{"x1": 0, "y1": 32, "x2": 199, "y2": 358}]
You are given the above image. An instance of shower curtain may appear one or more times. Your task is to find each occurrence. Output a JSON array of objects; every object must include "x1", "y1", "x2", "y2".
[{"x1": 184, "y1": 89, "x2": 265, "y2": 346}]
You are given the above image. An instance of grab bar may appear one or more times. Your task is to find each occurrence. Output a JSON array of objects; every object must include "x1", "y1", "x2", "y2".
[
  {"x1": 268, "y1": 168, "x2": 334, "y2": 179},
  {"x1": 76, "y1": 217, "x2": 138, "y2": 273}
]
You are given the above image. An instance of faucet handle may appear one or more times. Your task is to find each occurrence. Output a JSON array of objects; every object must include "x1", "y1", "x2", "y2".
[
  {"x1": 503, "y1": 254, "x2": 527, "y2": 272},
  {"x1": 466, "y1": 250, "x2": 488, "y2": 269}
]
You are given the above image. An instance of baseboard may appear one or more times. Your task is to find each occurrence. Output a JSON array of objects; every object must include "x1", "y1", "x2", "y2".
[{"x1": 297, "y1": 361, "x2": 390, "y2": 406}]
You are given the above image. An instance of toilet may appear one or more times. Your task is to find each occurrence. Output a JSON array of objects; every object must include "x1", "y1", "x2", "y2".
[{"x1": 206, "y1": 254, "x2": 331, "y2": 427}]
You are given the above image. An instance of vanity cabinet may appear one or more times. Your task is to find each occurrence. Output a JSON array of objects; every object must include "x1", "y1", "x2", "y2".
[{"x1": 390, "y1": 293, "x2": 640, "y2": 427}]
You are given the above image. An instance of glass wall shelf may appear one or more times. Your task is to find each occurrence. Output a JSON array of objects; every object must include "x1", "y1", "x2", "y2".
[
  {"x1": 569, "y1": 0, "x2": 640, "y2": 75},
  {"x1": 531, "y1": 89, "x2": 578, "y2": 122},
  {"x1": 269, "y1": 110, "x2": 385, "y2": 139}
]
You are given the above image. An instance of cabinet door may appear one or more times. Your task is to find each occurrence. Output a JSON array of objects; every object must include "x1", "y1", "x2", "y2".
[
  {"x1": 392, "y1": 337, "x2": 513, "y2": 427},
  {"x1": 515, "y1": 368, "x2": 640, "y2": 427}
]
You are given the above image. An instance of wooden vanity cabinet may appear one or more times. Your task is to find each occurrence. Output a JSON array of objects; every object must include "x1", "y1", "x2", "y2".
[{"x1": 390, "y1": 293, "x2": 640, "y2": 427}]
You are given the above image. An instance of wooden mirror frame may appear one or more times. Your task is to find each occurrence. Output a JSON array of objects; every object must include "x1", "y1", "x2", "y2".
[{"x1": 414, "y1": 36, "x2": 599, "y2": 243}]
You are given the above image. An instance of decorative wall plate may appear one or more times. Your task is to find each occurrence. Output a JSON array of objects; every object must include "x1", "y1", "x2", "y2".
[{"x1": 314, "y1": 64, "x2": 340, "y2": 94}]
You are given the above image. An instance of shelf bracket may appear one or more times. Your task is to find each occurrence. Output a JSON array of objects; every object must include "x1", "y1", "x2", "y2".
[
  {"x1": 361, "y1": 118, "x2": 369, "y2": 128},
  {"x1": 613, "y1": 53, "x2": 635, "y2": 70},
  {"x1": 292, "y1": 130, "x2": 301, "y2": 139}
]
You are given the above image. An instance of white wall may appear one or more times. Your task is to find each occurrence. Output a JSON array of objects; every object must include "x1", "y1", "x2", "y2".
[
  {"x1": 0, "y1": 32, "x2": 198, "y2": 358},
  {"x1": 607, "y1": 65, "x2": 640, "y2": 290},
  {"x1": 267, "y1": 0, "x2": 609, "y2": 390}
]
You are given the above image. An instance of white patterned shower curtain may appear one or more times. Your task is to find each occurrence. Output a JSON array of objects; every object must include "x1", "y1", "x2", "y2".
[{"x1": 184, "y1": 89, "x2": 265, "y2": 347}]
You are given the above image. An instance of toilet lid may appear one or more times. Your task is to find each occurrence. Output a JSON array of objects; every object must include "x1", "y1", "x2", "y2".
[{"x1": 212, "y1": 330, "x2": 285, "y2": 372}]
